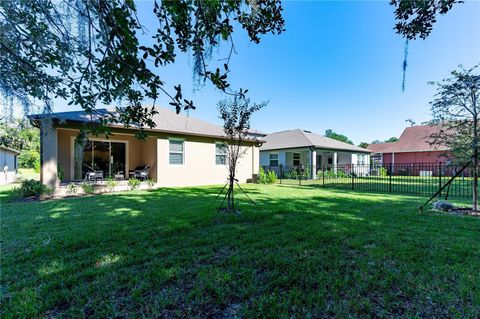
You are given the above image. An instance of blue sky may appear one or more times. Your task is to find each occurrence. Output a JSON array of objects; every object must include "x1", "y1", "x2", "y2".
[{"x1": 56, "y1": 0, "x2": 480, "y2": 145}]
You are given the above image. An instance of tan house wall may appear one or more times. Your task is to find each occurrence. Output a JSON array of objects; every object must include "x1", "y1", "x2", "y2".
[
  {"x1": 41, "y1": 121, "x2": 58, "y2": 188},
  {"x1": 51, "y1": 127, "x2": 258, "y2": 187},
  {"x1": 155, "y1": 135, "x2": 258, "y2": 187}
]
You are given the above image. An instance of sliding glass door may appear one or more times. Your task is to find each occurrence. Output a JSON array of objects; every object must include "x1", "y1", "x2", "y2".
[{"x1": 74, "y1": 140, "x2": 126, "y2": 180}]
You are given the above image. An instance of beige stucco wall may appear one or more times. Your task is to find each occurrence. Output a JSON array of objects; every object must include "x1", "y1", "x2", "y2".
[
  {"x1": 155, "y1": 135, "x2": 259, "y2": 187},
  {"x1": 53, "y1": 127, "x2": 258, "y2": 187},
  {"x1": 41, "y1": 121, "x2": 58, "y2": 188}
]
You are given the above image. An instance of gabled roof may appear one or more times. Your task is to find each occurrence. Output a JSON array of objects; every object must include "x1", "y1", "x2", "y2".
[
  {"x1": 0, "y1": 145, "x2": 20, "y2": 154},
  {"x1": 260, "y1": 129, "x2": 370, "y2": 153},
  {"x1": 367, "y1": 125, "x2": 449, "y2": 153},
  {"x1": 29, "y1": 107, "x2": 264, "y2": 141}
]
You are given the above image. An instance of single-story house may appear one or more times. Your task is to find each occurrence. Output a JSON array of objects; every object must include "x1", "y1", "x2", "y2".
[
  {"x1": 259, "y1": 129, "x2": 371, "y2": 177},
  {"x1": 367, "y1": 125, "x2": 450, "y2": 165},
  {"x1": 0, "y1": 145, "x2": 20, "y2": 185},
  {"x1": 29, "y1": 108, "x2": 264, "y2": 189}
]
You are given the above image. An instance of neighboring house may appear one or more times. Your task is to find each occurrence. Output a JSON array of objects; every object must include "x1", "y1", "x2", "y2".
[
  {"x1": 0, "y1": 145, "x2": 20, "y2": 185},
  {"x1": 259, "y1": 129, "x2": 371, "y2": 177},
  {"x1": 367, "y1": 125, "x2": 450, "y2": 165},
  {"x1": 29, "y1": 108, "x2": 264, "y2": 189}
]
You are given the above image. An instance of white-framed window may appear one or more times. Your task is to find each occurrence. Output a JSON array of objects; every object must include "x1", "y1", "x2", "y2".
[
  {"x1": 269, "y1": 153, "x2": 279, "y2": 166},
  {"x1": 215, "y1": 142, "x2": 227, "y2": 165},
  {"x1": 169, "y1": 139, "x2": 184, "y2": 165},
  {"x1": 293, "y1": 153, "x2": 301, "y2": 166}
]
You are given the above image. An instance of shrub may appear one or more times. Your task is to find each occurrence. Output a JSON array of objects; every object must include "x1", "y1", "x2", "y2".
[
  {"x1": 57, "y1": 166, "x2": 65, "y2": 182},
  {"x1": 302, "y1": 167, "x2": 310, "y2": 179},
  {"x1": 15, "y1": 179, "x2": 52, "y2": 198},
  {"x1": 66, "y1": 183, "x2": 77, "y2": 196},
  {"x1": 285, "y1": 169, "x2": 298, "y2": 180},
  {"x1": 258, "y1": 167, "x2": 267, "y2": 184},
  {"x1": 106, "y1": 177, "x2": 118, "y2": 193},
  {"x1": 266, "y1": 170, "x2": 277, "y2": 184},
  {"x1": 379, "y1": 167, "x2": 388, "y2": 177},
  {"x1": 146, "y1": 179, "x2": 156, "y2": 188},
  {"x1": 337, "y1": 169, "x2": 347, "y2": 178},
  {"x1": 81, "y1": 182, "x2": 95, "y2": 194},
  {"x1": 128, "y1": 178, "x2": 141, "y2": 190},
  {"x1": 18, "y1": 150, "x2": 40, "y2": 170}
]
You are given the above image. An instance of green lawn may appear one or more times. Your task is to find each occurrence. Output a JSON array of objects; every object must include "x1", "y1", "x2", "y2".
[{"x1": 1, "y1": 184, "x2": 479, "y2": 318}]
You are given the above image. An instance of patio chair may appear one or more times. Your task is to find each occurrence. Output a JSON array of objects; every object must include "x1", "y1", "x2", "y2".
[
  {"x1": 85, "y1": 170, "x2": 104, "y2": 182},
  {"x1": 129, "y1": 166, "x2": 150, "y2": 181}
]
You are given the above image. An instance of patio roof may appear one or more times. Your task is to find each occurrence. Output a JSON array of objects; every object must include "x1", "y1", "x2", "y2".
[
  {"x1": 29, "y1": 107, "x2": 265, "y2": 141},
  {"x1": 260, "y1": 129, "x2": 370, "y2": 153}
]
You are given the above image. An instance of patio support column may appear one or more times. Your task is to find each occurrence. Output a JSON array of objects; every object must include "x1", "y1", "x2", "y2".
[
  {"x1": 311, "y1": 149, "x2": 317, "y2": 179},
  {"x1": 40, "y1": 119, "x2": 59, "y2": 188},
  {"x1": 333, "y1": 152, "x2": 338, "y2": 174}
]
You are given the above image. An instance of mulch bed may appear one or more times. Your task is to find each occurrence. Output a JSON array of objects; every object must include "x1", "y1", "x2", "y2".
[{"x1": 448, "y1": 208, "x2": 480, "y2": 217}]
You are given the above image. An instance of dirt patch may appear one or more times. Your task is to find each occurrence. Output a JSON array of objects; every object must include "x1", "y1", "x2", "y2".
[{"x1": 448, "y1": 208, "x2": 480, "y2": 217}]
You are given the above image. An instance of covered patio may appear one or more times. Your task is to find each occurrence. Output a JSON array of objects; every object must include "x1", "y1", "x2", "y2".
[{"x1": 56, "y1": 128, "x2": 158, "y2": 183}]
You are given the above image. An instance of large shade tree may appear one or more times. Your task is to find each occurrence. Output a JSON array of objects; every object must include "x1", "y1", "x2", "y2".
[
  {"x1": 0, "y1": 0, "x2": 284, "y2": 137},
  {"x1": 429, "y1": 65, "x2": 479, "y2": 211},
  {"x1": 1, "y1": 0, "x2": 463, "y2": 131}
]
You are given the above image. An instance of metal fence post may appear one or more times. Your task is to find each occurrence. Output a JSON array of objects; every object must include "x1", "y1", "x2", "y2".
[
  {"x1": 299, "y1": 168, "x2": 301, "y2": 186},
  {"x1": 322, "y1": 164, "x2": 325, "y2": 187},
  {"x1": 389, "y1": 163, "x2": 393, "y2": 193},
  {"x1": 351, "y1": 164, "x2": 355, "y2": 190},
  {"x1": 438, "y1": 165, "x2": 442, "y2": 196}
]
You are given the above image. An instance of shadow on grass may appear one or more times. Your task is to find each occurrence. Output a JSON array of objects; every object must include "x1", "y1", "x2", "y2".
[{"x1": 1, "y1": 184, "x2": 479, "y2": 318}]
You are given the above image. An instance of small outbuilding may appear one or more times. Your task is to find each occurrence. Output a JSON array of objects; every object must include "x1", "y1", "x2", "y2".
[{"x1": 0, "y1": 145, "x2": 20, "y2": 185}]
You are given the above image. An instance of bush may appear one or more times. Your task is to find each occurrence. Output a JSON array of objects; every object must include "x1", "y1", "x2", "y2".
[
  {"x1": 57, "y1": 166, "x2": 65, "y2": 182},
  {"x1": 266, "y1": 170, "x2": 277, "y2": 184},
  {"x1": 285, "y1": 169, "x2": 298, "y2": 180},
  {"x1": 14, "y1": 179, "x2": 52, "y2": 198},
  {"x1": 337, "y1": 169, "x2": 347, "y2": 178},
  {"x1": 81, "y1": 182, "x2": 95, "y2": 194},
  {"x1": 18, "y1": 150, "x2": 40, "y2": 170},
  {"x1": 128, "y1": 178, "x2": 141, "y2": 190},
  {"x1": 258, "y1": 168, "x2": 277, "y2": 184},
  {"x1": 66, "y1": 183, "x2": 77, "y2": 196},
  {"x1": 379, "y1": 167, "x2": 388, "y2": 177},
  {"x1": 106, "y1": 177, "x2": 118, "y2": 193},
  {"x1": 146, "y1": 179, "x2": 156, "y2": 188},
  {"x1": 302, "y1": 167, "x2": 310, "y2": 179},
  {"x1": 258, "y1": 167, "x2": 267, "y2": 184}
]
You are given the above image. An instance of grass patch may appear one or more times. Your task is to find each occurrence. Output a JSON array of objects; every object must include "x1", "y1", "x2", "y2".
[{"x1": 1, "y1": 184, "x2": 479, "y2": 317}]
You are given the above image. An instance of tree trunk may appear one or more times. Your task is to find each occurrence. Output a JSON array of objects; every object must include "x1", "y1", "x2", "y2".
[
  {"x1": 473, "y1": 114, "x2": 478, "y2": 211},
  {"x1": 473, "y1": 159, "x2": 478, "y2": 211}
]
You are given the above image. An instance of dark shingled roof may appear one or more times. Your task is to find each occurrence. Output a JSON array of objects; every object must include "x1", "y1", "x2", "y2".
[
  {"x1": 29, "y1": 107, "x2": 265, "y2": 141},
  {"x1": 367, "y1": 125, "x2": 449, "y2": 153},
  {"x1": 260, "y1": 129, "x2": 370, "y2": 153}
]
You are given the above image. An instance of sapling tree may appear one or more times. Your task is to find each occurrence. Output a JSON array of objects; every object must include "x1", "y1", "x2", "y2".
[
  {"x1": 218, "y1": 96, "x2": 266, "y2": 213},
  {"x1": 429, "y1": 65, "x2": 480, "y2": 211}
]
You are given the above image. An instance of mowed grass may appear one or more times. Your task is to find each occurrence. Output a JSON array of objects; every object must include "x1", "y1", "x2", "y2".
[{"x1": 1, "y1": 184, "x2": 479, "y2": 318}]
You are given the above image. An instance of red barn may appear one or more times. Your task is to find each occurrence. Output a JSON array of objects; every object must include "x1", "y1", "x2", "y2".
[{"x1": 368, "y1": 125, "x2": 450, "y2": 165}]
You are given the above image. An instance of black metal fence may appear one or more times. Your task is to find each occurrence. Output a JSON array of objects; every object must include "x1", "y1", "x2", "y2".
[{"x1": 261, "y1": 163, "x2": 476, "y2": 199}]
